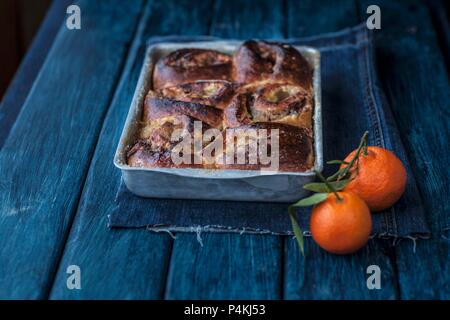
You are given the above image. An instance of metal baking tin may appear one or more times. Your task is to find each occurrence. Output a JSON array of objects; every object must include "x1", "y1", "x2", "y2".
[{"x1": 114, "y1": 41, "x2": 322, "y2": 202}]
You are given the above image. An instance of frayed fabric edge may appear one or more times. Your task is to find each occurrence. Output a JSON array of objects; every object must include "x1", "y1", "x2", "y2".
[{"x1": 141, "y1": 224, "x2": 431, "y2": 247}]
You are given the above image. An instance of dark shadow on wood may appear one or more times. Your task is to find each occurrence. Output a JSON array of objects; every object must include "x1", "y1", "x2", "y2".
[
  {"x1": 0, "y1": 0, "x2": 51, "y2": 98},
  {"x1": 426, "y1": 0, "x2": 450, "y2": 77},
  {"x1": 0, "y1": 0, "x2": 69, "y2": 150}
]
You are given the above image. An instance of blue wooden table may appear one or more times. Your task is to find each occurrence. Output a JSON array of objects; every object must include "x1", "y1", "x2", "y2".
[{"x1": 0, "y1": 0, "x2": 449, "y2": 300}]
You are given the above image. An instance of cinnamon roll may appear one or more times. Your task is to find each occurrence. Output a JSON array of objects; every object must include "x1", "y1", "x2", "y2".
[
  {"x1": 214, "y1": 122, "x2": 314, "y2": 172},
  {"x1": 127, "y1": 140, "x2": 173, "y2": 168},
  {"x1": 158, "y1": 80, "x2": 235, "y2": 109},
  {"x1": 128, "y1": 84, "x2": 225, "y2": 168},
  {"x1": 153, "y1": 49, "x2": 233, "y2": 89},
  {"x1": 223, "y1": 83, "x2": 313, "y2": 129},
  {"x1": 233, "y1": 40, "x2": 313, "y2": 90},
  {"x1": 127, "y1": 40, "x2": 315, "y2": 172},
  {"x1": 144, "y1": 92, "x2": 223, "y2": 129}
]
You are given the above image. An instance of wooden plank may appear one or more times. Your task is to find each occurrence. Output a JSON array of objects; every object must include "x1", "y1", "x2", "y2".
[
  {"x1": 49, "y1": 0, "x2": 215, "y2": 299},
  {"x1": 0, "y1": 0, "x2": 72, "y2": 148},
  {"x1": 358, "y1": 0, "x2": 450, "y2": 299},
  {"x1": 0, "y1": 0, "x2": 143, "y2": 299},
  {"x1": 166, "y1": 234, "x2": 282, "y2": 299},
  {"x1": 285, "y1": 239, "x2": 397, "y2": 299},
  {"x1": 283, "y1": 0, "x2": 399, "y2": 299},
  {"x1": 164, "y1": 0, "x2": 285, "y2": 300}
]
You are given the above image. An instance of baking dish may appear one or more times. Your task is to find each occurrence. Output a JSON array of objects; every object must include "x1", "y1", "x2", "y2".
[{"x1": 114, "y1": 41, "x2": 322, "y2": 202}]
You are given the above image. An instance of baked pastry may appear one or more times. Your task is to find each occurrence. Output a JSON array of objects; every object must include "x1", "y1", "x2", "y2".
[
  {"x1": 224, "y1": 82, "x2": 313, "y2": 129},
  {"x1": 128, "y1": 41, "x2": 315, "y2": 172},
  {"x1": 213, "y1": 122, "x2": 314, "y2": 172},
  {"x1": 144, "y1": 91, "x2": 224, "y2": 129},
  {"x1": 127, "y1": 140, "x2": 176, "y2": 168},
  {"x1": 157, "y1": 80, "x2": 235, "y2": 109},
  {"x1": 128, "y1": 81, "x2": 226, "y2": 168},
  {"x1": 153, "y1": 49, "x2": 233, "y2": 89},
  {"x1": 233, "y1": 40, "x2": 313, "y2": 90}
]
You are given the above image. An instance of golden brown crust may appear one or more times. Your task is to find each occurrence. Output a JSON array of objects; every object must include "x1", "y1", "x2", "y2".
[
  {"x1": 214, "y1": 123, "x2": 314, "y2": 172},
  {"x1": 144, "y1": 93, "x2": 223, "y2": 128},
  {"x1": 136, "y1": 85, "x2": 224, "y2": 167},
  {"x1": 223, "y1": 83, "x2": 313, "y2": 129},
  {"x1": 233, "y1": 40, "x2": 313, "y2": 90},
  {"x1": 223, "y1": 93, "x2": 254, "y2": 128},
  {"x1": 250, "y1": 83, "x2": 313, "y2": 128},
  {"x1": 127, "y1": 140, "x2": 172, "y2": 168},
  {"x1": 153, "y1": 49, "x2": 233, "y2": 89},
  {"x1": 138, "y1": 114, "x2": 194, "y2": 152},
  {"x1": 158, "y1": 80, "x2": 235, "y2": 109},
  {"x1": 127, "y1": 140, "x2": 204, "y2": 169},
  {"x1": 128, "y1": 42, "x2": 315, "y2": 172}
]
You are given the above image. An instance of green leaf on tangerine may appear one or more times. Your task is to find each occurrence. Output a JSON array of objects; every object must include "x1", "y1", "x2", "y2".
[
  {"x1": 288, "y1": 206, "x2": 304, "y2": 256},
  {"x1": 291, "y1": 192, "x2": 328, "y2": 207},
  {"x1": 303, "y1": 179, "x2": 350, "y2": 193},
  {"x1": 327, "y1": 160, "x2": 349, "y2": 165}
]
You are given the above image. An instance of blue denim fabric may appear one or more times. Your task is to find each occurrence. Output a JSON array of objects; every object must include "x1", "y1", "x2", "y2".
[{"x1": 109, "y1": 24, "x2": 430, "y2": 239}]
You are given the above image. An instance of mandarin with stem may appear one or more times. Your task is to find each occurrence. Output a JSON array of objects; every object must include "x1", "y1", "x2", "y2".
[
  {"x1": 340, "y1": 146, "x2": 407, "y2": 211},
  {"x1": 310, "y1": 191, "x2": 372, "y2": 254}
]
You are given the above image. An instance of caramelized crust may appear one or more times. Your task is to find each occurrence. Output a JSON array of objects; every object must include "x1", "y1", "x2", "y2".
[
  {"x1": 223, "y1": 93, "x2": 253, "y2": 128},
  {"x1": 127, "y1": 140, "x2": 204, "y2": 169},
  {"x1": 137, "y1": 85, "x2": 224, "y2": 167},
  {"x1": 214, "y1": 123, "x2": 314, "y2": 172},
  {"x1": 158, "y1": 80, "x2": 234, "y2": 109},
  {"x1": 153, "y1": 49, "x2": 233, "y2": 89},
  {"x1": 233, "y1": 40, "x2": 313, "y2": 90},
  {"x1": 138, "y1": 114, "x2": 195, "y2": 152},
  {"x1": 128, "y1": 42, "x2": 315, "y2": 172},
  {"x1": 127, "y1": 140, "x2": 173, "y2": 168},
  {"x1": 224, "y1": 83, "x2": 313, "y2": 129},
  {"x1": 250, "y1": 83, "x2": 313, "y2": 128},
  {"x1": 144, "y1": 93, "x2": 223, "y2": 128}
]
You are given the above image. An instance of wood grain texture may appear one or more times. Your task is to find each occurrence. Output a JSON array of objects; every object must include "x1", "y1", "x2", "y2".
[
  {"x1": 164, "y1": 0, "x2": 285, "y2": 300},
  {"x1": 0, "y1": 0, "x2": 143, "y2": 299},
  {"x1": 49, "y1": 0, "x2": 215, "y2": 299},
  {"x1": 1, "y1": 0, "x2": 447, "y2": 300},
  {"x1": 285, "y1": 239, "x2": 397, "y2": 299},
  {"x1": 283, "y1": 0, "x2": 399, "y2": 299},
  {"x1": 358, "y1": 0, "x2": 450, "y2": 299},
  {"x1": 166, "y1": 234, "x2": 282, "y2": 299}
]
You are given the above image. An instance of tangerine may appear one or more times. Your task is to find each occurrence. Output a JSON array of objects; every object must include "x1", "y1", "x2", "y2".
[
  {"x1": 341, "y1": 146, "x2": 407, "y2": 211},
  {"x1": 310, "y1": 192, "x2": 372, "y2": 254}
]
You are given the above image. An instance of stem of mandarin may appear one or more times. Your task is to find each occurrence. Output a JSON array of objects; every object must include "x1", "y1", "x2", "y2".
[
  {"x1": 362, "y1": 131, "x2": 369, "y2": 156},
  {"x1": 315, "y1": 170, "x2": 342, "y2": 201},
  {"x1": 337, "y1": 131, "x2": 369, "y2": 180}
]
